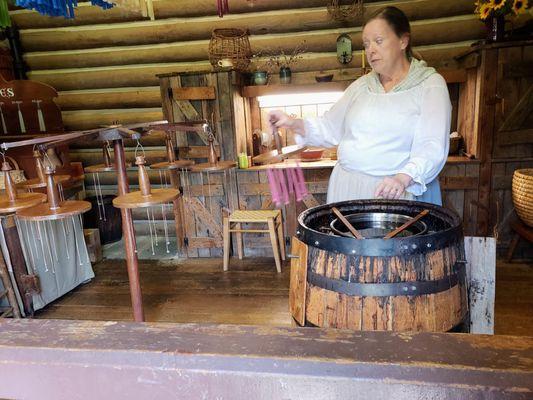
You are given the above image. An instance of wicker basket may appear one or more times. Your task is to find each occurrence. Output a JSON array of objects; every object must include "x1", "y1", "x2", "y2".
[
  {"x1": 208, "y1": 28, "x2": 251, "y2": 72},
  {"x1": 327, "y1": 0, "x2": 363, "y2": 22},
  {"x1": 512, "y1": 168, "x2": 533, "y2": 227}
]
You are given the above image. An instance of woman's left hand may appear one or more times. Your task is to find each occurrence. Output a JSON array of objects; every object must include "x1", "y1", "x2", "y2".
[{"x1": 374, "y1": 174, "x2": 413, "y2": 199}]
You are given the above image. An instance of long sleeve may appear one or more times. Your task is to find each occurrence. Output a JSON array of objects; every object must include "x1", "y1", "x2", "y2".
[
  {"x1": 298, "y1": 78, "x2": 366, "y2": 147},
  {"x1": 399, "y1": 74, "x2": 451, "y2": 196}
]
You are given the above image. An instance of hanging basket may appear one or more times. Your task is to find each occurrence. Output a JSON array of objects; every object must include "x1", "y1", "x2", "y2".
[
  {"x1": 327, "y1": 0, "x2": 363, "y2": 22},
  {"x1": 208, "y1": 28, "x2": 252, "y2": 72}
]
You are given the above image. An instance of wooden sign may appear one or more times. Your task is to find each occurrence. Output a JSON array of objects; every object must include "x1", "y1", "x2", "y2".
[{"x1": 0, "y1": 75, "x2": 63, "y2": 135}]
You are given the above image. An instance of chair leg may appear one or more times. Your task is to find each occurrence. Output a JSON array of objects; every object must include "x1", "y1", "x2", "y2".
[
  {"x1": 276, "y1": 216, "x2": 286, "y2": 261},
  {"x1": 236, "y1": 222, "x2": 244, "y2": 259},
  {"x1": 223, "y1": 217, "x2": 230, "y2": 271},
  {"x1": 506, "y1": 233, "x2": 520, "y2": 263},
  {"x1": 267, "y1": 217, "x2": 281, "y2": 273}
]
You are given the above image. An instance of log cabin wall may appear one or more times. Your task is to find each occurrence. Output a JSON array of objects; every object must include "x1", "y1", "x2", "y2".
[{"x1": 9, "y1": 1, "x2": 531, "y2": 257}]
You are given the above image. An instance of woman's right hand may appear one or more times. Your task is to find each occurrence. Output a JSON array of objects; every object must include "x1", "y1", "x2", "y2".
[{"x1": 268, "y1": 110, "x2": 306, "y2": 136}]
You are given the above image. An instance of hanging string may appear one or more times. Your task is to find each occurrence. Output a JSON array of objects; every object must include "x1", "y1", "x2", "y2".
[
  {"x1": 161, "y1": 202, "x2": 170, "y2": 254},
  {"x1": 61, "y1": 219, "x2": 70, "y2": 260},
  {"x1": 146, "y1": 208, "x2": 155, "y2": 256}
]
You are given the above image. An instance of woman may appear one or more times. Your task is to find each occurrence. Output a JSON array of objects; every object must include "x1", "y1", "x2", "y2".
[{"x1": 269, "y1": 6, "x2": 451, "y2": 205}]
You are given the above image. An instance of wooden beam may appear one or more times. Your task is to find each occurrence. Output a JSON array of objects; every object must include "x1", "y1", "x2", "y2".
[
  {"x1": 10, "y1": 0, "x2": 328, "y2": 29},
  {"x1": 29, "y1": 42, "x2": 475, "y2": 91},
  {"x1": 54, "y1": 66, "x2": 466, "y2": 111},
  {"x1": 0, "y1": 319, "x2": 531, "y2": 399},
  {"x1": 62, "y1": 108, "x2": 163, "y2": 130},
  {"x1": 57, "y1": 86, "x2": 162, "y2": 110},
  {"x1": 23, "y1": 14, "x2": 484, "y2": 70},
  {"x1": 19, "y1": 1, "x2": 477, "y2": 51}
]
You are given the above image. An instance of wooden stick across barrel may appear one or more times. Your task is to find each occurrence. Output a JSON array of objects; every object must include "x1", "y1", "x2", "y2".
[
  {"x1": 331, "y1": 207, "x2": 364, "y2": 239},
  {"x1": 383, "y1": 209, "x2": 430, "y2": 239}
]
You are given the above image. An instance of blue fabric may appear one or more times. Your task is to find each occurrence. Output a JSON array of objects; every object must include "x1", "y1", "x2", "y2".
[
  {"x1": 415, "y1": 178, "x2": 442, "y2": 206},
  {"x1": 16, "y1": 0, "x2": 112, "y2": 18}
]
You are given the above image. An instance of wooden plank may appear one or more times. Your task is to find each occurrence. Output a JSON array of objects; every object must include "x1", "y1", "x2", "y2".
[
  {"x1": 476, "y1": 48, "x2": 499, "y2": 236},
  {"x1": 57, "y1": 86, "x2": 162, "y2": 110},
  {"x1": 289, "y1": 237, "x2": 307, "y2": 326},
  {"x1": 498, "y1": 128, "x2": 533, "y2": 146},
  {"x1": 61, "y1": 107, "x2": 163, "y2": 131},
  {"x1": 184, "y1": 196, "x2": 223, "y2": 239},
  {"x1": 464, "y1": 236, "x2": 496, "y2": 334},
  {"x1": 19, "y1": 3, "x2": 480, "y2": 51},
  {"x1": 172, "y1": 86, "x2": 216, "y2": 100},
  {"x1": 439, "y1": 175, "x2": 478, "y2": 190},
  {"x1": 243, "y1": 82, "x2": 351, "y2": 97},
  {"x1": 12, "y1": 0, "x2": 474, "y2": 29},
  {"x1": 28, "y1": 42, "x2": 475, "y2": 91}
]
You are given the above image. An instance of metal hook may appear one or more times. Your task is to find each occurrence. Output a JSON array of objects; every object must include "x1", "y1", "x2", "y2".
[{"x1": 134, "y1": 139, "x2": 146, "y2": 159}]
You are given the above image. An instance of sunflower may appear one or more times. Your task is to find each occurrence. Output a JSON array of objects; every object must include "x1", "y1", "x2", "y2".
[
  {"x1": 490, "y1": 0, "x2": 507, "y2": 10},
  {"x1": 512, "y1": 0, "x2": 528, "y2": 14},
  {"x1": 479, "y1": 3, "x2": 493, "y2": 19}
]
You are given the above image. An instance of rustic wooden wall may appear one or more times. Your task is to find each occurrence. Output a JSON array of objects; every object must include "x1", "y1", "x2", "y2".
[
  {"x1": 9, "y1": 0, "x2": 495, "y2": 131},
  {"x1": 9, "y1": 1, "x2": 531, "y2": 258}
]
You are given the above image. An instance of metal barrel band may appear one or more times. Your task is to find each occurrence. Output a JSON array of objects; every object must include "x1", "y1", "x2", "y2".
[{"x1": 307, "y1": 262, "x2": 465, "y2": 297}]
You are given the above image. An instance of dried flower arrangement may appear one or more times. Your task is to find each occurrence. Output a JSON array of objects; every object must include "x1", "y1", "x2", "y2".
[{"x1": 264, "y1": 42, "x2": 307, "y2": 72}]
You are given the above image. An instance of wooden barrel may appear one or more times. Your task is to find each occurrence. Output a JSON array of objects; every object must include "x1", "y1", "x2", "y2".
[{"x1": 289, "y1": 200, "x2": 468, "y2": 332}]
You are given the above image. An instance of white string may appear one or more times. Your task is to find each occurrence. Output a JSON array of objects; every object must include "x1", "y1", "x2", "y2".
[
  {"x1": 92, "y1": 173, "x2": 102, "y2": 221},
  {"x1": 61, "y1": 219, "x2": 70, "y2": 260},
  {"x1": 146, "y1": 208, "x2": 155, "y2": 255},
  {"x1": 36, "y1": 221, "x2": 49, "y2": 272},
  {"x1": 162, "y1": 203, "x2": 170, "y2": 254},
  {"x1": 72, "y1": 216, "x2": 83, "y2": 266},
  {"x1": 151, "y1": 207, "x2": 158, "y2": 247},
  {"x1": 96, "y1": 172, "x2": 106, "y2": 221},
  {"x1": 45, "y1": 221, "x2": 57, "y2": 274},
  {"x1": 58, "y1": 183, "x2": 65, "y2": 202}
]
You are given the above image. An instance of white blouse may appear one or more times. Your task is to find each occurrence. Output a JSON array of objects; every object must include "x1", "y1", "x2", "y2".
[{"x1": 300, "y1": 73, "x2": 452, "y2": 196}]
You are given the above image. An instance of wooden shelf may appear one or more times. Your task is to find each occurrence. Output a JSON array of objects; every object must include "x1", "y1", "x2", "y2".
[
  {"x1": 241, "y1": 155, "x2": 478, "y2": 171},
  {"x1": 242, "y1": 82, "x2": 352, "y2": 98}
]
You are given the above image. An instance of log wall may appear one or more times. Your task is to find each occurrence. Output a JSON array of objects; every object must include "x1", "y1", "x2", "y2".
[
  {"x1": 10, "y1": 2, "x2": 531, "y2": 258},
  {"x1": 10, "y1": 0, "x2": 495, "y2": 131}
]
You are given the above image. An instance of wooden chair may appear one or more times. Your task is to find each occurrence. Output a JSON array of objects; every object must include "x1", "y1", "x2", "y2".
[{"x1": 223, "y1": 209, "x2": 285, "y2": 273}]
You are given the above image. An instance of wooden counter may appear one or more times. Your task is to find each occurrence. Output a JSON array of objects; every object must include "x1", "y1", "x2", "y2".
[{"x1": 240, "y1": 155, "x2": 478, "y2": 171}]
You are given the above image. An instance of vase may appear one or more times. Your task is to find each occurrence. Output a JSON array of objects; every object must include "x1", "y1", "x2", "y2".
[
  {"x1": 279, "y1": 67, "x2": 292, "y2": 84},
  {"x1": 485, "y1": 15, "x2": 505, "y2": 42},
  {"x1": 253, "y1": 71, "x2": 268, "y2": 85}
]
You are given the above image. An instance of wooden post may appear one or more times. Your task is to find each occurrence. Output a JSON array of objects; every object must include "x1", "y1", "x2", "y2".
[
  {"x1": 113, "y1": 139, "x2": 144, "y2": 322},
  {"x1": 476, "y1": 48, "x2": 498, "y2": 236},
  {"x1": 44, "y1": 166, "x2": 60, "y2": 210}
]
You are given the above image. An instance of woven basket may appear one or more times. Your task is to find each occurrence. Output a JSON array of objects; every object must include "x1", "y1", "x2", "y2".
[
  {"x1": 327, "y1": 0, "x2": 363, "y2": 22},
  {"x1": 512, "y1": 169, "x2": 533, "y2": 227},
  {"x1": 208, "y1": 28, "x2": 251, "y2": 72}
]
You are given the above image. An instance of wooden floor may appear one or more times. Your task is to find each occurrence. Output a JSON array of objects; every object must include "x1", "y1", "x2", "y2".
[{"x1": 35, "y1": 257, "x2": 533, "y2": 335}]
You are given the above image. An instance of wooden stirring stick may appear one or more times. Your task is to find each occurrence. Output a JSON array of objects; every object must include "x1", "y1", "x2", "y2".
[
  {"x1": 383, "y1": 209, "x2": 430, "y2": 239},
  {"x1": 332, "y1": 207, "x2": 364, "y2": 239}
]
